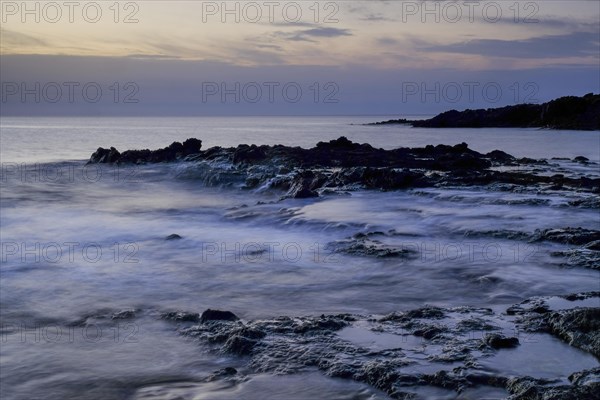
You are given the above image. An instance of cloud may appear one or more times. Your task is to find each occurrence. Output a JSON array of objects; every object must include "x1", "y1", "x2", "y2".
[
  {"x1": 420, "y1": 31, "x2": 600, "y2": 59},
  {"x1": 125, "y1": 54, "x2": 182, "y2": 60},
  {"x1": 0, "y1": 28, "x2": 48, "y2": 49},
  {"x1": 377, "y1": 37, "x2": 400, "y2": 46},
  {"x1": 360, "y1": 13, "x2": 394, "y2": 22},
  {"x1": 272, "y1": 27, "x2": 353, "y2": 43}
]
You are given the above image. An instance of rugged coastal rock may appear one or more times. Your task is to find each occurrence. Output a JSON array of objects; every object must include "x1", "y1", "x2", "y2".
[
  {"x1": 89, "y1": 138, "x2": 202, "y2": 164},
  {"x1": 88, "y1": 137, "x2": 600, "y2": 200},
  {"x1": 152, "y1": 292, "x2": 599, "y2": 399},
  {"x1": 372, "y1": 93, "x2": 600, "y2": 130}
]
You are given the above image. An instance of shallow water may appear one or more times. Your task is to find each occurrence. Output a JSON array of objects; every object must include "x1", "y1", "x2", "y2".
[{"x1": 1, "y1": 117, "x2": 599, "y2": 399}]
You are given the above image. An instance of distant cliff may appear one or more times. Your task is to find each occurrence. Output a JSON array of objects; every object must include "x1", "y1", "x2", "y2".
[{"x1": 372, "y1": 93, "x2": 600, "y2": 130}]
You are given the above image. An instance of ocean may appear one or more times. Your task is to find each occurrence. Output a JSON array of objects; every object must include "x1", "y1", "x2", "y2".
[{"x1": 1, "y1": 116, "x2": 599, "y2": 399}]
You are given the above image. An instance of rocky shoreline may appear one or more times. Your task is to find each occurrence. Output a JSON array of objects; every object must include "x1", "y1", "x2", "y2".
[
  {"x1": 88, "y1": 137, "x2": 600, "y2": 272},
  {"x1": 65, "y1": 292, "x2": 599, "y2": 400},
  {"x1": 88, "y1": 136, "x2": 600, "y2": 200},
  {"x1": 83, "y1": 138, "x2": 600, "y2": 398},
  {"x1": 369, "y1": 93, "x2": 600, "y2": 130}
]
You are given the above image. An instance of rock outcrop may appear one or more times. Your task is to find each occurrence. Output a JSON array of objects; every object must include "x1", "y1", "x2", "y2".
[{"x1": 372, "y1": 93, "x2": 600, "y2": 130}]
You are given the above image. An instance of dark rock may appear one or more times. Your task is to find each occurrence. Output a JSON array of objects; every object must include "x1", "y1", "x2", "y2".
[
  {"x1": 544, "y1": 308, "x2": 600, "y2": 357},
  {"x1": 88, "y1": 138, "x2": 202, "y2": 164},
  {"x1": 413, "y1": 325, "x2": 446, "y2": 339},
  {"x1": 401, "y1": 94, "x2": 600, "y2": 130},
  {"x1": 506, "y1": 375, "x2": 600, "y2": 400},
  {"x1": 170, "y1": 300, "x2": 598, "y2": 400},
  {"x1": 484, "y1": 333, "x2": 520, "y2": 349},
  {"x1": 285, "y1": 170, "x2": 323, "y2": 199},
  {"x1": 224, "y1": 335, "x2": 259, "y2": 355},
  {"x1": 87, "y1": 137, "x2": 600, "y2": 198},
  {"x1": 165, "y1": 234, "x2": 183, "y2": 240},
  {"x1": 531, "y1": 227, "x2": 600, "y2": 245},
  {"x1": 569, "y1": 367, "x2": 600, "y2": 386},
  {"x1": 89, "y1": 146, "x2": 121, "y2": 163},
  {"x1": 200, "y1": 309, "x2": 239, "y2": 323},
  {"x1": 294, "y1": 315, "x2": 349, "y2": 334},
  {"x1": 487, "y1": 149, "x2": 516, "y2": 162},
  {"x1": 206, "y1": 367, "x2": 238, "y2": 382},
  {"x1": 326, "y1": 236, "x2": 417, "y2": 259}
]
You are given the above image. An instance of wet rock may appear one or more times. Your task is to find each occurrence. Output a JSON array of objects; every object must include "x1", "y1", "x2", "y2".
[
  {"x1": 111, "y1": 309, "x2": 136, "y2": 320},
  {"x1": 574, "y1": 156, "x2": 590, "y2": 163},
  {"x1": 406, "y1": 306, "x2": 446, "y2": 320},
  {"x1": 456, "y1": 318, "x2": 499, "y2": 332},
  {"x1": 531, "y1": 227, "x2": 600, "y2": 245},
  {"x1": 551, "y1": 243, "x2": 600, "y2": 270},
  {"x1": 423, "y1": 370, "x2": 466, "y2": 391},
  {"x1": 562, "y1": 291, "x2": 600, "y2": 301},
  {"x1": 167, "y1": 300, "x2": 598, "y2": 400},
  {"x1": 506, "y1": 375, "x2": 600, "y2": 400},
  {"x1": 413, "y1": 325, "x2": 446, "y2": 340},
  {"x1": 90, "y1": 146, "x2": 121, "y2": 163},
  {"x1": 294, "y1": 315, "x2": 350, "y2": 334},
  {"x1": 206, "y1": 367, "x2": 238, "y2": 381},
  {"x1": 483, "y1": 333, "x2": 520, "y2": 349},
  {"x1": 487, "y1": 149, "x2": 516, "y2": 162},
  {"x1": 569, "y1": 367, "x2": 600, "y2": 386},
  {"x1": 161, "y1": 311, "x2": 200, "y2": 323},
  {"x1": 543, "y1": 308, "x2": 600, "y2": 357},
  {"x1": 201, "y1": 309, "x2": 239, "y2": 323},
  {"x1": 223, "y1": 326, "x2": 267, "y2": 355},
  {"x1": 224, "y1": 334, "x2": 261, "y2": 355},
  {"x1": 567, "y1": 197, "x2": 600, "y2": 209},
  {"x1": 165, "y1": 233, "x2": 183, "y2": 240},
  {"x1": 88, "y1": 138, "x2": 202, "y2": 164},
  {"x1": 326, "y1": 236, "x2": 417, "y2": 259},
  {"x1": 380, "y1": 306, "x2": 445, "y2": 323},
  {"x1": 284, "y1": 170, "x2": 323, "y2": 199},
  {"x1": 87, "y1": 137, "x2": 600, "y2": 197}
]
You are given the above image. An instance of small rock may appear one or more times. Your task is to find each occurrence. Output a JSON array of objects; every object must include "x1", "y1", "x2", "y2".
[
  {"x1": 201, "y1": 309, "x2": 239, "y2": 323},
  {"x1": 484, "y1": 333, "x2": 520, "y2": 349},
  {"x1": 165, "y1": 234, "x2": 183, "y2": 240}
]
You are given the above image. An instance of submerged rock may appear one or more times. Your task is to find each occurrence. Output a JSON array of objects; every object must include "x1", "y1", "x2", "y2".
[{"x1": 165, "y1": 233, "x2": 183, "y2": 240}]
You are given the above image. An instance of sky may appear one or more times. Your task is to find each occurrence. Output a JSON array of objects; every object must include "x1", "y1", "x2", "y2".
[{"x1": 1, "y1": 0, "x2": 599, "y2": 115}]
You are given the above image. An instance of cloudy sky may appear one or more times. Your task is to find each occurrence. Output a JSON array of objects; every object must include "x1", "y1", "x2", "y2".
[{"x1": 1, "y1": 0, "x2": 599, "y2": 115}]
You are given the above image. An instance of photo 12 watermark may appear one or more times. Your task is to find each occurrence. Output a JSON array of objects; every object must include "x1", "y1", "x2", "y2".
[
  {"x1": 400, "y1": 81, "x2": 540, "y2": 104},
  {"x1": 396, "y1": 1, "x2": 540, "y2": 24},
  {"x1": 198, "y1": 1, "x2": 339, "y2": 24},
  {"x1": 1, "y1": 162, "x2": 140, "y2": 184},
  {"x1": 1, "y1": 81, "x2": 140, "y2": 104},
  {"x1": 193, "y1": 240, "x2": 539, "y2": 265},
  {"x1": 1, "y1": 1, "x2": 140, "y2": 24},
  {"x1": 201, "y1": 81, "x2": 340, "y2": 104},
  {"x1": 1, "y1": 241, "x2": 140, "y2": 264},
  {"x1": 1, "y1": 322, "x2": 139, "y2": 344}
]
